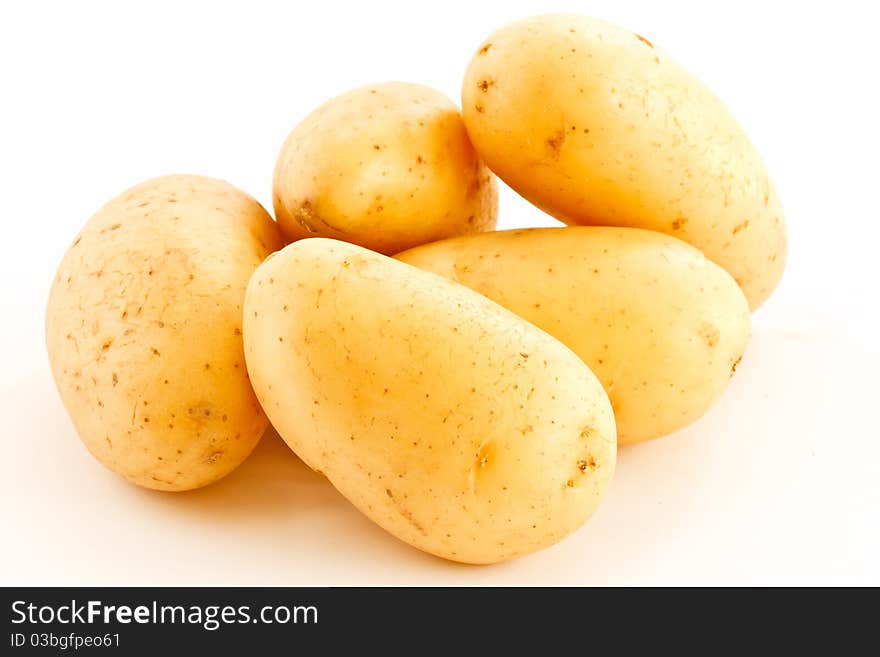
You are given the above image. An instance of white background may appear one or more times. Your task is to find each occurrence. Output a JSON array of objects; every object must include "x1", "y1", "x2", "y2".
[{"x1": 1, "y1": 0, "x2": 878, "y2": 585}]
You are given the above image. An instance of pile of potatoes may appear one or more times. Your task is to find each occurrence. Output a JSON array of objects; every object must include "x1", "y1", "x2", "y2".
[{"x1": 46, "y1": 14, "x2": 785, "y2": 564}]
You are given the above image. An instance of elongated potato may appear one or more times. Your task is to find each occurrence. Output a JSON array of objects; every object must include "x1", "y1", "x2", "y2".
[
  {"x1": 273, "y1": 82, "x2": 498, "y2": 255},
  {"x1": 244, "y1": 238, "x2": 616, "y2": 564},
  {"x1": 462, "y1": 14, "x2": 786, "y2": 309},
  {"x1": 397, "y1": 227, "x2": 751, "y2": 444},
  {"x1": 46, "y1": 175, "x2": 283, "y2": 491}
]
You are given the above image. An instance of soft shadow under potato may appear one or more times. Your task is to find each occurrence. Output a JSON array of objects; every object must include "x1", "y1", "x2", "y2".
[
  {"x1": 134, "y1": 425, "x2": 451, "y2": 571},
  {"x1": 138, "y1": 425, "x2": 334, "y2": 519}
]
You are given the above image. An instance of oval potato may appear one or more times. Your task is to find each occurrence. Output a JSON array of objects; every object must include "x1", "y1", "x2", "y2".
[
  {"x1": 462, "y1": 14, "x2": 786, "y2": 309},
  {"x1": 273, "y1": 82, "x2": 498, "y2": 255},
  {"x1": 397, "y1": 227, "x2": 751, "y2": 444},
  {"x1": 244, "y1": 238, "x2": 616, "y2": 564},
  {"x1": 46, "y1": 175, "x2": 283, "y2": 491}
]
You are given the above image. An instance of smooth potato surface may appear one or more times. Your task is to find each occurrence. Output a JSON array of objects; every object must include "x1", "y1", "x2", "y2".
[
  {"x1": 397, "y1": 227, "x2": 751, "y2": 444},
  {"x1": 244, "y1": 238, "x2": 616, "y2": 564},
  {"x1": 46, "y1": 175, "x2": 283, "y2": 491},
  {"x1": 462, "y1": 14, "x2": 786, "y2": 309},
  {"x1": 273, "y1": 82, "x2": 497, "y2": 255}
]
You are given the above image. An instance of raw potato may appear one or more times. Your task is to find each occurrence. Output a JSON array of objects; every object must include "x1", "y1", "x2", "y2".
[
  {"x1": 397, "y1": 227, "x2": 751, "y2": 444},
  {"x1": 244, "y1": 238, "x2": 616, "y2": 564},
  {"x1": 462, "y1": 14, "x2": 786, "y2": 309},
  {"x1": 46, "y1": 175, "x2": 283, "y2": 491},
  {"x1": 273, "y1": 82, "x2": 498, "y2": 255}
]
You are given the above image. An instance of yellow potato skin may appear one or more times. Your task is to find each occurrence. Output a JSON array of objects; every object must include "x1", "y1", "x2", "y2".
[
  {"x1": 397, "y1": 227, "x2": 751, "y2": 444},
  {"x1": 244, "y1": 238, "x2": 616, "y2": 564},
  {"x1": 46, "y1": 175, "x2": 283, "y2": 491},
  {"x1": 273, "y1": 82, "x2": 498, "y2": 256},
  {"x1": 462, "y1": 14, "x2": 786, "y2": 309}
]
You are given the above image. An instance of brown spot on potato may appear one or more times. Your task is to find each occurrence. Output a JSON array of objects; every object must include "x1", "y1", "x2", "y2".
[
  {"x1": 672, "y1": 217, "x2": 688, "y2": 231},
  {"x1": 635, "y1": 33, "x2": 654, "y2": 48},
  {"x1": 733, "y1": 220, "x2": 750, "y2": 235},
  {"x1": 187, "y1": 403, "x2": 214, "y2": 421},
  {"x1": 477, "y1": 78, "x2": 493, "y2": 92},
  {"x1": 546, "y1": 129, "x2": 566, "y2": 156},
  {"x1": 478, "y1": 43, "x2": 492, "y2": 55},
  {"x1": 385, "y1": 488, "x2": 427, "y2": 535},
  {"x1": 700, "y1": 322, "x2": 720, "y2": 348},
  {"x1": 730, "y1": 355, "x2": 743, "y2": 377},
  {"x1": 578, "y1": 456, "x2": 597, "y2": 472},
  {"x1": 474, "y1": 104, "x2": 485, "y2": 113}
]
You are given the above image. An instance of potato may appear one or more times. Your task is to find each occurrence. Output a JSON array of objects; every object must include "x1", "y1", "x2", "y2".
[
  {"x1": 46, "y1": 175, "x2": 283, "y2": 491},
  {"x1": 243, "y1": 238, "x2": 616, "y2": 564},
  {"x1": 273, "y1": 82, "x2": 498, "y2": 255},
  {"x1": 397, "y1": 227, "x2": 751, "y2": 444},
  {"x1": 462, "y1": 14, "x2": 786, "y2": 310}
]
